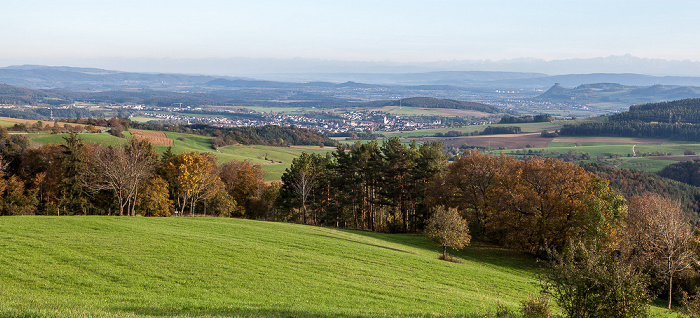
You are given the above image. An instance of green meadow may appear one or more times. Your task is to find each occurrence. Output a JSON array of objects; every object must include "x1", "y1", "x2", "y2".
[{"x1": 0, "y1": 217, "x2": 678, "y2": 317}]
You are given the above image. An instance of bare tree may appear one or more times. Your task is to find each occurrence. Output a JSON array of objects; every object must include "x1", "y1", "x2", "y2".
[
  {"x1": 286, "y1": 152, "x2": 319, "y2": 224},
  {"x1": 291, "y1": 167, "x2": 316, "y2": 224},
  {"x1": 87, "y1": 139, "x2": 156, "y2": 216},
  {"x1": 627, "y1": 193, "x2": 697, "y2": 309}
]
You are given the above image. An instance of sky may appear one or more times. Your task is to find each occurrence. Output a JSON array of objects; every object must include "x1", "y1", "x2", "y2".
[{"x1": 2, "y1": 0, "x2": 700, "y2": 73}]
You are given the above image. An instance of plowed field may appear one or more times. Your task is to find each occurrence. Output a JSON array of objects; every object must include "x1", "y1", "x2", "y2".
[{"x1": 131, "y1": 129, "x2": 174, "y2": 147}]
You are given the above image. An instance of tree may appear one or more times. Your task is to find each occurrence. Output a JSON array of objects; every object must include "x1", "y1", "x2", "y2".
[
  {"x1": 137, "y1": 176, "x2": 173, "y2": 217},
  {"x1": 59, "y1": 133, "x2": 91, "y2": 215},
  {"x1": 424, "y1": 206, "x2": 471, "y2": 260},
  {"x1": 487, "y1": 157, "x2": 624, "y2": 254},
  {"x1": 86, "y1": 138, "x2": 157, "y2": 216},
  {"x1": 380, "y1": 138, "x2": 418, "y2": 233},
  {"x1": 626, "y1": 193, "x2": 697, "y2": 309},
  {"x1": 437, "y1": 151, "x2": 514, "y2": 239},
  {"x1": 219, "y1": 159, "x2": 266, "y2": 216},
  {"x1": 284, "y1": 152, "x2": 319, "y2": 224},
  {"x1": 166, "y1": 151, "x2": 221, "y2": 216}
]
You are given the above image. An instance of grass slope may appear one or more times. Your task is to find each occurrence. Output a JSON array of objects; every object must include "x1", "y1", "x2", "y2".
[{"x1": 0, "y1": 216, "x2": 541, "y2": 317}]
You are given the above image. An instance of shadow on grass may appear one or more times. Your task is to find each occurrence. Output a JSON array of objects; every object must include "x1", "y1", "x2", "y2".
[
  {"x1": 306, "y1": 230, "x2": 417, "y2": 255},
  {"x1": 336, "y1": 229, "x2": 543, "y2": 273},
  {"x1": 111, "y1": 305, "x2": 514, "y2": 318},
  {"x1": 113, "y1": 305, "x2": 357, "y2": 318}
]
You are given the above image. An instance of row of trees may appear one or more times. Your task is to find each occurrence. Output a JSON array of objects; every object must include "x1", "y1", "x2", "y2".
[
  {"x1": 278, "y1": 143, "x2": 625, "y2": 254},
  {"x1": 277, "y1": 138, "x2": 446, "y2": 233},
  {"x1": 0, "y1": 133, "x2": 276, "y2": 218},
  {"x1": 558, "y1": 121, "x2": 700, "y2": 141}
]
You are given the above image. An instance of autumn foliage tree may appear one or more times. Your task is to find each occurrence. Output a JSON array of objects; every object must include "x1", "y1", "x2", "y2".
[
  {"x1": 166, "y1": 151, "x2": 222, "y2": 216},
  {"x1": 219, "y1": 159, "x2": 266, "y2": 217},
  {"x1": 424, "y1": 206, "x2": 471, "y2": 260},
  {"x1": 432, "y1": 153, "x2": 625, "y2": 255},
  {"x1": 137, "y1": 176, "x2": 173, "y2": 217}
]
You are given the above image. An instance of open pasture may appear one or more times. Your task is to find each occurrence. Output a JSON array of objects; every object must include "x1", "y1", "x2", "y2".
[
  {"x1": 0, "y1": 216, "x2": 539, "y2": 317},
  {"x1": 0, "y1": 217, "x2": 678, "y2": 317}
]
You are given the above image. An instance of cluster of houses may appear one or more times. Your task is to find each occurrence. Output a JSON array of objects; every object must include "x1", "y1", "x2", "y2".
[{"x1": 128, "y1": 105, "x2": 457, "y2": 134}]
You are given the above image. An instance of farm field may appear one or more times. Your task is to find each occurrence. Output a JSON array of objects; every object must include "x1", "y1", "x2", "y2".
[
  {"x1": 131, "y1": 129, "x2": 174, "y2": 147},
  {"x1": 128, "y1": 116, "x2": 165, "y2": 123},
  {"x1": 0, "y1": 217, "x2": 677, "y2": 317},
  {"x1": 380, "y1": 121, "x2": 568, "y2": 139}
]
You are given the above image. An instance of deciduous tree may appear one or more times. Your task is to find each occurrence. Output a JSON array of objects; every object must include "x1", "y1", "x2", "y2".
[
  {"x1": 424, "y1": 206, "x2": 471, "y2": 260},
  {"x1": 166, "y1": 151, "x2": 221, "y2": 216},
  {"x1": 86, "y1": 138, "x2": 157, "y2": 216},
  {"x1": 626, "y1": 193, "x2": 697, "y2": 309}
]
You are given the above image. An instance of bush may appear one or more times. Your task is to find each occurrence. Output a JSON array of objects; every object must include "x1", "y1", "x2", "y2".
[
  {"x1": 495, "y1": 301, "x2": 511, "y2": 317},
  {"x1": 520, "y1": 294, "x2": 551, "y2": 318},
  {"x1": 541, "y1": 241, "x2": 650, "y2": 318},
  {"x1": 681, "y1": 289, "x2": 700, "y2": 318}
]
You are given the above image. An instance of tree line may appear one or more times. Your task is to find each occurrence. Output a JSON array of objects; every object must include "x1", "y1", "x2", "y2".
[
  {"x1": 277, "y1": 143, "x2": 625, "y2": 254},
  {"x1": 558, "y1": 121, "x2": 700, "y2": 141},
  {"x1": 610, "y1": 98, "x2": 700, "y2": 124},
  {"x1": 130, "y1": 122, "x2": 338, "y2": 148},
  {"x1": 0, "y1": 131, "x2": 277, "y2": 218},
  {"x1": 499, "y1": 114, "x2": 554, "y2": 124}
]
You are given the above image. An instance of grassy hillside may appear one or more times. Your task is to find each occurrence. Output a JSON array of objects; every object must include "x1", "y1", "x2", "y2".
[{"x1": 0, "y1": 216, "x2": 543, "y2": 317}]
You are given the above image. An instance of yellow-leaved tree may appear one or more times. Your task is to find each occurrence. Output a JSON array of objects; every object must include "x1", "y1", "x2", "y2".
[
  {"x1": 166, "y1": 151, "x2": 222, "y2": 216},
  {"x1": 425, "y1": 206, "x2": 471, "y2": 260}
]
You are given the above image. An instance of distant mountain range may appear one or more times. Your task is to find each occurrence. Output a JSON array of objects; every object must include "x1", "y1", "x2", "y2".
[
  {"x1": 4, "y1": 65, "x2": 700, "y2": 91},
  {"x1": 3, "y1": 65, "x2": 700, "y2": 116},
  {"x1": 3, "y1": 55, "x2": 700, "y2": 77}
]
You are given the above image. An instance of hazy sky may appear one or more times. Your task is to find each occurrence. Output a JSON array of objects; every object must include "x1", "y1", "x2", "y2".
[{"x1": 2, "y1": 0, "x2": 699, "y2": 64}]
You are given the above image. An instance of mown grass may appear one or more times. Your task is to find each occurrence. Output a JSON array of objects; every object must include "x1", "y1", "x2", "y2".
[
  {"x1": 0, "y1": 216, "x2": 539, "y2": 317},
  {"x1": 0, "y1": 217, "x2": 678, "y2": 317}
]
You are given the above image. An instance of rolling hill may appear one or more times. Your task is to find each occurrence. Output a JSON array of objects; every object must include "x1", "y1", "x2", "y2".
[{"x1": 0, "y1": 216, "x2": 540, "y2": 317}]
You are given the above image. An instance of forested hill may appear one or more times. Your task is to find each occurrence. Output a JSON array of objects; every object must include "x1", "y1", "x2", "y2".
[
  {"x1": 609, "y1": 98, "x2": 700, "y2": 123},
  {"x1": 0, "y1": 83, "x2": 72, "y2": 105},
  {"x1": 559, "y1": 98, "x2": 700, "y2": 141},
  {"x1": 365, "y1": 97, "x2": 500, "y2": 113},
  {"x1": 133, "y1": 122, "x2": 338, "y2": 147},
  {"x1": 582, "y1": 164, "x2": 700, "y2": 215}
]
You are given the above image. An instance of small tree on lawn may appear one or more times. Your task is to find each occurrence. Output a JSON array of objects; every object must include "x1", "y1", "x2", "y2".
[{"x1": 425, "y1": 206, "x2": 471, "y2": 260}]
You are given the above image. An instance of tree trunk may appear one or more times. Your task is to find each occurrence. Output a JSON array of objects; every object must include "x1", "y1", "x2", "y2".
[
  {"x1": 668, "y1": 275, "x2": 673, "y2": 309},
  {"x1": 443, "y1": 245, "x2": 447, "y2": 260}
]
